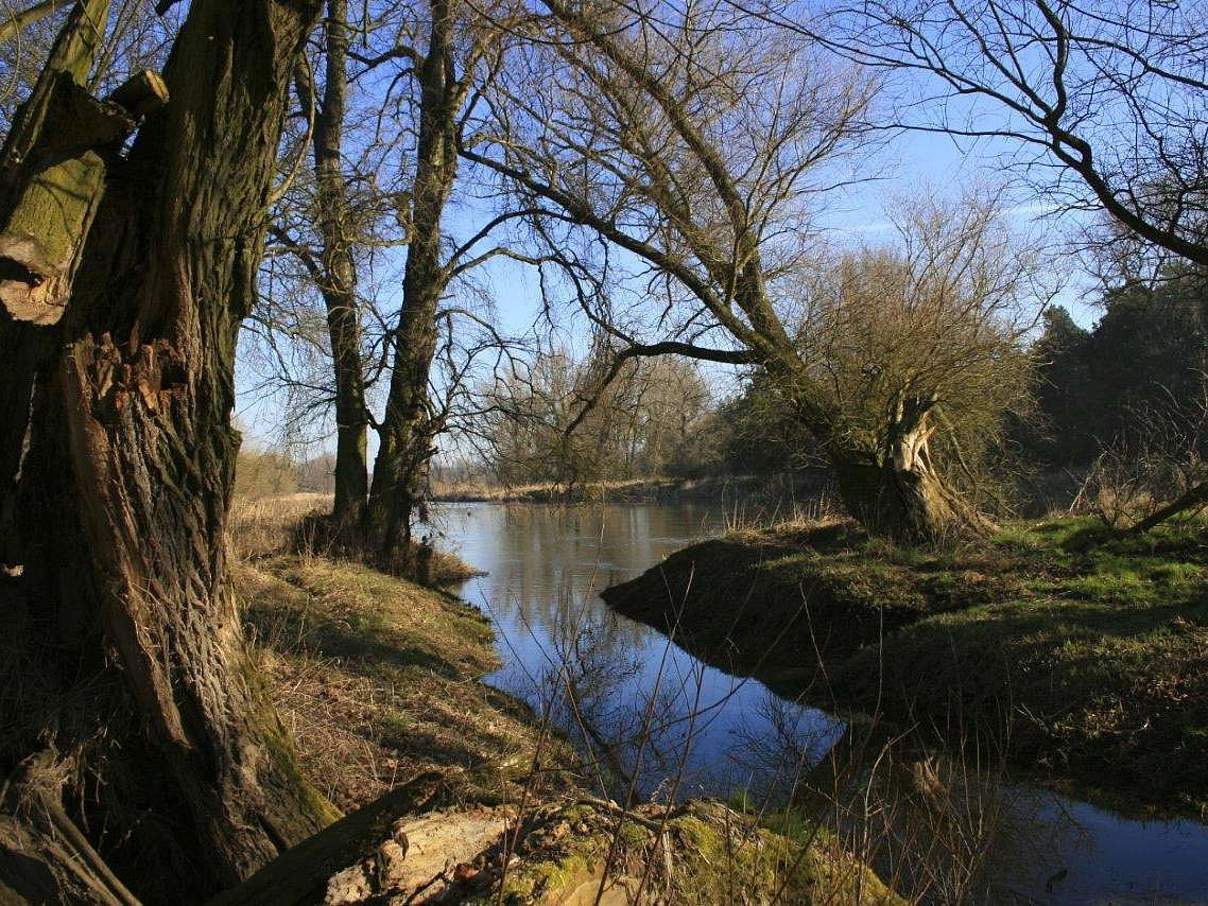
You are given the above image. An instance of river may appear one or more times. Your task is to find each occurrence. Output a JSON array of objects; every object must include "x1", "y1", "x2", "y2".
[{"x1": 436, "y1": 501, "x2": 1208, "y2": 904}]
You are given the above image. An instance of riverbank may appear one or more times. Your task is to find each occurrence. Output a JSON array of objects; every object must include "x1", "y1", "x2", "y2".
[
  {"x1": 227, "y1": 522, "x2": 902, "y2": 902},
  {"x1": 432, "y1": 471, "x2": 829, "y2": 508},
  {"x1": 237, "y1": 555, "x2": 564, "y2": 812},
  {"x1": 601, "y1": 516, "x2": 1208, "y2": 821},
  {"x1": 229, "y1": 491, "x2": 483, "y2": 583}
]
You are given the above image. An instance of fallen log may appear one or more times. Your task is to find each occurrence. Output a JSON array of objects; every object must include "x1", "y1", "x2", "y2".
[{"x1": 207, "y1": 772, "x2": 447, "y2": 906}]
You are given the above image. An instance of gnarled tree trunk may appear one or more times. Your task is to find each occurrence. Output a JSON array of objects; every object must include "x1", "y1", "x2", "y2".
[
  {"x1": 827, "y1": 399, "x2": 994, "y2": 544},
  {"x1": 0, "y1": 1, "x2": 336, "y2": 903},
  {"x1": 830, "y1": 451, "x2": 993, "y2": 544}
]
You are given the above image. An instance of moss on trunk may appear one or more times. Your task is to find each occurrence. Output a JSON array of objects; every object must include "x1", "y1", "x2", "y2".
[
  {"x1": 831, "y1": 451, "x2": 994, "y2": 546},
  {"x1": 0, "y1": 1, "x2": 336, "y2": 902}
]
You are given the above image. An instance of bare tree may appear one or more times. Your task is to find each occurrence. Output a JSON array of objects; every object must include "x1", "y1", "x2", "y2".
[
  {"x1": 791, "y1": 0, "x2": 1208, "y2": 528},
  {"x1": 462, "y1": 0, "x2": 1043, "y2": 541},
  {"x1": 271, "y1": 0, "x2": 375, "y2": 539},
  {"x1": 480, "y1": 344, "x2": 714, "y2": 484},
  {"x1": 244, "y1": 0, "x2": 537, "y2": 569},
  {"x1": 364, "y1": 0, "x2": 542, "y2": 566},
  {"x1": 366, "y1": 0, "x2": 468, "y2": 562},
  {"x1": 799, "y1": 0, "x2": 1208, "y2": 267}
]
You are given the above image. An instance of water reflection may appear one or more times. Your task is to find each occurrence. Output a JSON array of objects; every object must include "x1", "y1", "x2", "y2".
[
  {"x1": 435, "y1": 502, "x2": 1208, "y2": 904},
  {"x1": 436, "y1": 501, "x2": 841, "y2": 797}
]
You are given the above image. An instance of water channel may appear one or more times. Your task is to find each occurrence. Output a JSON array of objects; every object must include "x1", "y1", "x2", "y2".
[{"x1": 437, "y1": 501, "x2": 1208, "y2": 904}]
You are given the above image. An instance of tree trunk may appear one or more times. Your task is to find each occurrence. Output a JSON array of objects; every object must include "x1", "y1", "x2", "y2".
[
  {"x1": 1, "y1": 1, "x2": 336, "y2": 902},
  {"x1": 828, "y1": 413, "x2": 995, "y2": 545},
  {"x1": 311, "y1": 0, "x2": 369, "y2": 538},
  {"x1": 1127, "y1": 479, "x2": 1208, "y2": 534},
  {"x1": 367, "y1": 0, "x2": 457, "y2": 568},
  {"x1": 0, "y1": 0, "x2": 63, "y2": 43},
  {"x1": 0, "y1": 0, "x2": 112, "y2": 564}
]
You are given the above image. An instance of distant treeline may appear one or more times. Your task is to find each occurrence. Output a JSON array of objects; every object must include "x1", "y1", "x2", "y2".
[
  {"x1": 462, "y1": 264, "x2": 1208, "y2": 498},
  {"x1": 1022, "y1": 266, "x2": 1208, "y2": 468}
]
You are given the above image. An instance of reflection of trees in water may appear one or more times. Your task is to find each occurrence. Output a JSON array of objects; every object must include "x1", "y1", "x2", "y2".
[
  {"x1": 443, "y1": 502, "x2": 1200, "y2": 902},
  {"x1": 728, "y1": 690, "x2": 845, "y2": 801},
  {"x1": 721, "y1": 700, "x2": 1083, "y2": 903},
  {"x1": 444, "y1": 503, "x2": 759, "y2": 797},
  {"x1": 521, "y1": 596, "x2": 712, "y2": 801},
  {"x1": 455, "y1": 502, "x2": 876, "y2": 802},
  {"x1": 461, "y1": 504, "x2": 723, "y2": 660}
]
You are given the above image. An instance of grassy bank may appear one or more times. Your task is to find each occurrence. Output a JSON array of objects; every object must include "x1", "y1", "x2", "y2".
[
  {"x1": 602, "y1": 516, "x2": 1208, "y2": 820},
  {"x1": 229, "y1": 491, "x2": 480, "y2": 583},
  {"x1": 227, "y1": 502, "x2": 903, "y2": 903},
  {"x1": 236, "y1": 555, "x2": 564, "y2": 811}
]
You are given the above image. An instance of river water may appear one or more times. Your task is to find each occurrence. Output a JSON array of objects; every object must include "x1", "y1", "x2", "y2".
[{"x1": 436, "y1": 501, "x2": 1208, "y2": 904}]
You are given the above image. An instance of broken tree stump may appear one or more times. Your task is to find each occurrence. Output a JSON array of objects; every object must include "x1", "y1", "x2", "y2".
[
  {"x1": 0, "y1": 2, "x2": 166, "y2": 562},
  {"x1": 0, "y1": 68, "x2": 168, "y2": 326}
]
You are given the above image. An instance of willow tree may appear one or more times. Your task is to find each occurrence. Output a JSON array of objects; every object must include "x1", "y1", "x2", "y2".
[
  {"x1": 0, "y1": 1, "x2": 335, "y2": 902},
  {"x1": 810, "y1": 0, "x2": 1208, "y2": 531},
  {"x1": 464, "y1": 0, "x2": 1050, "y2": 541},
  {"x1": 365, "y1": 0, "x2": 464, "y2": 562},
  {"x1": 461, "y1": 0, "x2": 1033, "y2": 541}
]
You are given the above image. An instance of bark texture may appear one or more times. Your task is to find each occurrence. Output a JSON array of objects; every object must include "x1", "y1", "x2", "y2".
[
  {"x1": 0, "y1": 1, "x2": 335, "y2": 902},
  {"x1": 310, "y1": 0, "x2": 369, "y2": 536},
  {"x1": 367, "y1": 0, "x2": 458, "y2": 566}
]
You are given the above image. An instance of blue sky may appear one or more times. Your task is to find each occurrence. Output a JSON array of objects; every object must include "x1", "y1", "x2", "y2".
[{"x1": 234, "y1": 50, "x2": 1104, "y2": 453}]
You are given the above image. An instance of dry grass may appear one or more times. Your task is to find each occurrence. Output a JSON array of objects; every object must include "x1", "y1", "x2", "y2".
[
  {"x1": 229, "y1": 492, "x2": 478, "y2": 584},
  {"x1": 431, "y1": 476, "x2": 688, "y2": 502},
  {"x1": 719, "y1": 496, "x2": 843, "y2": 536},
  {"x1": 237, "y1": 554, "x2": 576, "y2": 813},
  {"x1": 224, "y1": 501, "x2": 916, "y2": 902},
  {"x1": 229, "y1": 493, "x2": 332, "y2": 560},
  {"x1": 431, "y1": 472, "x2": 832, "y2": 508},
  {"x1": 229, "y1": 492, "x2": 544, "y2": 812}
]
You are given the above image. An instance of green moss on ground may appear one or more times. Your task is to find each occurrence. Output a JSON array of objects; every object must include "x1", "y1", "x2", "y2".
[
  {"x1": 602, "y1": 517, "x2": 1208, "y2": 819},
  {"x1": 463, "y1": 799, "x2": 902, "y2": 905}
]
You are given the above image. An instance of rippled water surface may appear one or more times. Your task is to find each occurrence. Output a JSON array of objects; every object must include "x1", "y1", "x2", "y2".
[{"x1": 437, "y1": 502, "x2": 1208, "y2": 904}]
